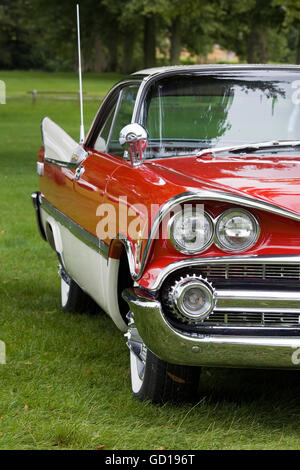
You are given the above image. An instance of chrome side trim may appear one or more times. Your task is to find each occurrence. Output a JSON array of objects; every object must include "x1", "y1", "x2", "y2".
[
  {"x1": 150, "y1": 254, "x2": 300, "y2": 291},
  {"x1": 40, "y1": 196, "x2": 109, "y2": 258},
  {"x1": 44, "y1": 157, "x2": 78, "y2": 169},
  {"x1": 123, "y1": 287, "x2": 300, "y2": 369}
]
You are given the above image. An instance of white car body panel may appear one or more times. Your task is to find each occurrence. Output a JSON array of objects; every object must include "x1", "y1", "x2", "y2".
[{"x1": 40, "y1": 208, "x2": 127, "y2": 332}]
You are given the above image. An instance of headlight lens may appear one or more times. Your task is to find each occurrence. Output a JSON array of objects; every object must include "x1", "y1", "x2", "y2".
[
  {"x1": 172, "y1": 277, "x2": 216, "y2": 321},
  {"x1": 168, "y1": 207, "x2": 213, "y2": 254},
  {"x1": 216, "y1": 209, "x2": 259, "y2": 251},
  {"x1": 178, "y1": 282, "x2": 214, "y2": 320}
]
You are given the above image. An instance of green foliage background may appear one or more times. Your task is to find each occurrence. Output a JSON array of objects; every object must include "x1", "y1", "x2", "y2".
[{"x1": 1, "y1": 0, "x2": 300, "y2": 73}]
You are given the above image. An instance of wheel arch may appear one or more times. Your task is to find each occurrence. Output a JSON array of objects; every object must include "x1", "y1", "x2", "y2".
[
  {"x1": 109, "y1": 239, "x2": 135, "y2": 316},
  {"x1": 43, "y1": 215, "x2": 63, "y2": 255}
]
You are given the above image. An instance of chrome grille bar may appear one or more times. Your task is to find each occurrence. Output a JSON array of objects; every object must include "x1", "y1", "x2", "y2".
[
  {"x1": 204, "y1": 311, "x2": 300, "y2": 326},
  {"x1": 201, "y1": 263, "x2": 300, "y2": 280}
]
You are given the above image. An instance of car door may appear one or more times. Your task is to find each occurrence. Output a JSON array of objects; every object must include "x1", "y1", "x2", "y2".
[
  {"x1": 73, "y1": 83, "x2": 139, "y2": 238},
  {"x1": 64, "y1": 83, "x2": 140, "y2": 312}
]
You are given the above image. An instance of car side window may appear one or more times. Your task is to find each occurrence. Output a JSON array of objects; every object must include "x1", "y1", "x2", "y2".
[
  {"x1": 107, "y1": 85, "x2": 138, "y2": 157},
  {"x1": 94, "y1": 101, "x2": 117, "y2": 153}
]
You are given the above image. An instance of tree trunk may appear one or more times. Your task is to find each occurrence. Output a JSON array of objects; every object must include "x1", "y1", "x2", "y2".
[
  {"x1": 107, "y1": 31, "x2": 119, "y2": 72},
  {"x1": 170, "y1": 16, "x2": 181, "y2": 65},
  {"x1": 94, "y1": 36, "x2": 106, "y2": 72},
  {"x1": 247, "y1": 26, "x2": 269, "y2": 63},
  {"x1": 143, "y1": 16, "x2": 156, "y2": 69},
  {"x1": 122, "y1": 30, "x2": 135, "y2": 74},
  {"x1": 296, "y1": 30, "x2": 300, "y2": 65}
]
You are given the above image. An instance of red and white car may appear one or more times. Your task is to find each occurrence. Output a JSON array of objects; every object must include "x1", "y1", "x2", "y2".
[{"x1": 32, "y1": 65, "x2": 300, "y2": 403}]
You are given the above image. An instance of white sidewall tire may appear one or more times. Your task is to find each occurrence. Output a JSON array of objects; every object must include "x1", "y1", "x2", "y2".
[
  {"x1": 129, "y1": 346, "x2": 201, "y2": 403},
  {"x1": 130, "y1": 350, "x2": 144, "y2": 394},
  {"x1": 61, "y1": 277, "x2": 70, "y2": 308},
  {"x1": 60, "y1": 274, "x2": 99, "y2": 314}
]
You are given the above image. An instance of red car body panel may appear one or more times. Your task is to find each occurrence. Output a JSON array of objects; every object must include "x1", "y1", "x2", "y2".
[
  {"x1": 148, "y1": 154, "x2": 300, "y2": 215},
  {"x1": 39, "y1": 144, "x2": 300, "y2": 289}
]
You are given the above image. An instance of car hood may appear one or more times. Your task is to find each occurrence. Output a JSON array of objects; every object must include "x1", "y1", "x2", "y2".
[{"x1": 146, "y1": 154, "x2": 300, "y2": 215}]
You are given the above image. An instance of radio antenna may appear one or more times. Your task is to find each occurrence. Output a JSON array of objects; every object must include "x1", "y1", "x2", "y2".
[{"x1": 76, "y1": 4, "x2": 85, "y2": 144}]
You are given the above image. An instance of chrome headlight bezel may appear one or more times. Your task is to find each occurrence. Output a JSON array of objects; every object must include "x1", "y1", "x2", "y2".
[
  {"x1": 215, "y1": 208, "x2": 260, "y2": 252},
  {"x1": 173, "y1": 278, "x2": 216, "y2": 321},
  {"x1": 168, "y1": 208, "x2": 214, "y2": 254}
]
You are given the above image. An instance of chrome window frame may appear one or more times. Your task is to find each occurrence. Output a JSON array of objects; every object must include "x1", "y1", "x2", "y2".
[
  {"x1": 106, "y1": 84, "x2": 140, "y2": 156},
  {"x1": 85, "y1": 78, "x2": 143, "y2": 161},
  {"x1": 93, "y1": 100, "x2": 118, "y2": 153}
]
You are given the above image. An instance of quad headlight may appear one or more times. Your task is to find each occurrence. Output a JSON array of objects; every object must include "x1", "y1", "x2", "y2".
[
  {"x1": 168, "y1": 207, "x2": 214, "y2": 254},
  {"x1": 215, "y1": 208, "x2": 260, "y2": 252},
  {"x1": 168, "y1": 206, "x2": 259, "y2": 254}
]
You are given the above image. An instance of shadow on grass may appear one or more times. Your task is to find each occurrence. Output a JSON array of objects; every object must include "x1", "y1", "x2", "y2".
[
  {"x1": 4, "y1": 273, "x2": 300, "y2": 444},
  {"x1": 11, "y1": 277, "x2": 300, "y2": 407},
  {"x1": 201, "y1": 367, "x2": 300, "y2": 405}
]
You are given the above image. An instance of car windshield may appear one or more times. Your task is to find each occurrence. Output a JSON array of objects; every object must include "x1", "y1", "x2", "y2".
[{"x1": 142, "y1": 71, "x2": 300, "y2": 159}]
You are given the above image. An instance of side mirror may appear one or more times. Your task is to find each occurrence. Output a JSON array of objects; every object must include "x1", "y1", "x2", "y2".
[{"x1": 119, "y1": 123, "x2": 148, "y2": 166}]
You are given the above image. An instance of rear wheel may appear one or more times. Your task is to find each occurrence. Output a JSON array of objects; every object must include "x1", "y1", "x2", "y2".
[
  {"x1": 130, "y1": 344, "x2": 201, "y2": 403},
  {"x1": 60, "y1": 269, "x2": 98, "y2": 314}
]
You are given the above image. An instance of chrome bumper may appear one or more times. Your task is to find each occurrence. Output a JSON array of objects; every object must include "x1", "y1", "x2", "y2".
[{"x1": 122, "y1": 288, "x2": 300, "y2": 369}]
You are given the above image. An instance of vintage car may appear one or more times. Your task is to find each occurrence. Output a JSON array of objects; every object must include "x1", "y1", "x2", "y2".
[{"x1": 32, "y1": 65, "x2": 300, "y2": 403}]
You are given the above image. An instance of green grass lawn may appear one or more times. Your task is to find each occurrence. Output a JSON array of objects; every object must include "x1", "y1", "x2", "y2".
[{"x1": 1, "y1": 70, "x2": 300, "y2": 450}]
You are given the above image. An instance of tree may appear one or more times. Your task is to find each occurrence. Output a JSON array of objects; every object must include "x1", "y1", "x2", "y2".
[
  {"x1": 217, "y1": 0, "x2": 286, "y2": 63},
  {"x1": 274, "y1": 0, "x2": 300, "y2": 63},
  {"x1": 0, "y1": 0, "x2": 48, "y2": 69},
  {"x1": 0, "y1": 0, "x2": 295, "y2": 72}
]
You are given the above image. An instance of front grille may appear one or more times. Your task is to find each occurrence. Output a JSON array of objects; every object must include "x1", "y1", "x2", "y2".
[
  {"x1": 161, "y1": 263, "x2": 300, "y2": 330},
  {"x1": 201, "y1": 263, "x2": 300, "y2": 280},
  {"x1": 204, "y1": 311, "x2": 300, "y2": 326}
]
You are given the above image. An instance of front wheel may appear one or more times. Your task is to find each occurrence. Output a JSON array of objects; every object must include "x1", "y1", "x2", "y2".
[{"x1": 130, "y1": 345, "x2": 201, "y2": 403}]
